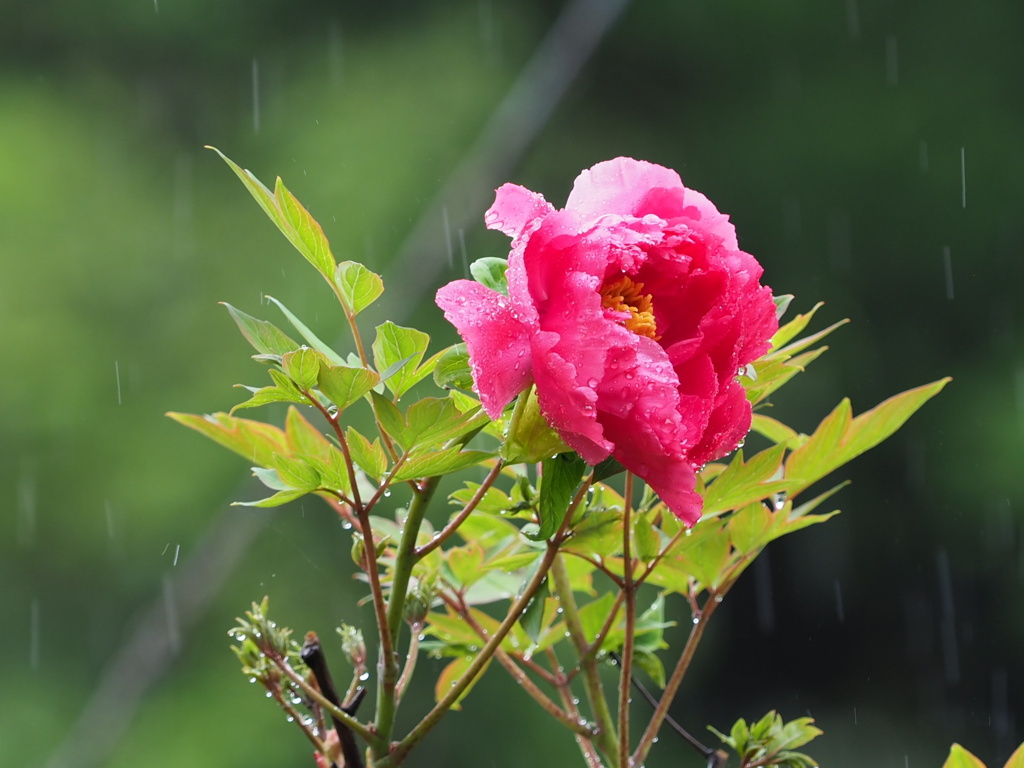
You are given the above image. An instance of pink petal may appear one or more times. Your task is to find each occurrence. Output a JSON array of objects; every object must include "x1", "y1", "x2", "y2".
[
  {"x1": 687, "y1": 380, "x2": 752, "y2": 468},
  {"x1": 435, "y1": 280, "x2": 533, "y2": 418},
  {"x1": 484, "y1": 183, "x2": 555, "y2": 240},
  {"x1": 566, "y1": 157, "x2": 687, "y2": 220}
]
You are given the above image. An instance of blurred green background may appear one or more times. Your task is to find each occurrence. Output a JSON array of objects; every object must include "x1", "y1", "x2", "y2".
[{"x1": 2, "y1": 1, "x2": 1021, "y2": 766}]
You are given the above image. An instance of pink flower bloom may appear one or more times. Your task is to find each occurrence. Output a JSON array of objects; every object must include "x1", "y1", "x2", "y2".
[{"x1": 436, "y1": 158, "x2": 777, "y2": 525}]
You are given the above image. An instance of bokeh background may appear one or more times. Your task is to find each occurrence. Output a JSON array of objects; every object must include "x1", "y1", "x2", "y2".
[{"x1": 2, "y1": 1, "x2": 1022, "y2": 766}]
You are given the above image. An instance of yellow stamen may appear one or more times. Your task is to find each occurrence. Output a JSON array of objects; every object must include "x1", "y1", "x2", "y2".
[{"x1": 599, "y1": 275, "x2": 660, "y2": 340}]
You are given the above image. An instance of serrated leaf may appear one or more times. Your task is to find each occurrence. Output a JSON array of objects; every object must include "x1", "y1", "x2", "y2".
[
  {"x1": 274, "y1": 177, "x2": 337, "y2": 280},
  {"x1": 433, "y1": 343, "x2": 475, "y2": 390},
  {"x1": 529, "y1": 453, "x2": 587, "y2": 542},
  {"x1": 345, "y1": 426, "x2": 388, "y2": 481},
  {"x1": 167, "y1": 412, "x2": 287, "y2": 467},
  {"x1": 372, "y1": 322, "x2": 431, "y2": 398},
  {"x1": 943, "y1": 744, "x2": 987, "y2": 768},
  {"x1": 390, "y1": 447, "x2": 492, "y2": 482},
  {"x1": 318, "y1": 365, "x2": 380, "y2": 411},
  {"x1": 222, "y1": 302, "x2": 300, "y2": 357},
  {"x1": 334, "y1": 260, "x2": 384, "y2": 315},
  {"x1": 469, "y1": 257, "x2": 509, "y2": 295},
  {"x1": 281, "y1": 348, "x2": 324, "y2": 391},
  {"x1": 265, "y1": 296, "x2": 347, "y2": 366}
]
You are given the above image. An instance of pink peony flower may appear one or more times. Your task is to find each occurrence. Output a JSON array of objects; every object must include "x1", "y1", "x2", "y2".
[{"x1": 436, "y1": 158, "x2": 778, "y2": 525}]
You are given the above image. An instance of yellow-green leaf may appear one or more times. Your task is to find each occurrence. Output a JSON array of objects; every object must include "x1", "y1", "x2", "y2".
[{"x1": 943, "y1": 744, "x2": 987, "y2": 768}]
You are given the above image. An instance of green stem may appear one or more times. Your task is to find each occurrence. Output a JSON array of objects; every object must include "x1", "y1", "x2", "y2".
[
  {"x1": 551, "y1": 554, "x2": 619, "y2": 764},
  {"x1": 372, "y1": 476, "x2": 441, "y2": 757},
  {"x1": 385, "y1": 531, "x2": 569, "y2": 768},
  {"x1": 617, "y1": 473, "x2": 636, "y2": 768}
]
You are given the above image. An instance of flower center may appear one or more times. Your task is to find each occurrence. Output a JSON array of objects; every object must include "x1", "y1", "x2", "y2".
[{"x1": 599, "y1": 275, "x2": 660, "y2": 340}]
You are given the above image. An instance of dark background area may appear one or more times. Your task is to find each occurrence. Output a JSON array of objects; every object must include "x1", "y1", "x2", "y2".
[{"x1": 1, "y1": 1, "x2": 1021, "y2": 767}]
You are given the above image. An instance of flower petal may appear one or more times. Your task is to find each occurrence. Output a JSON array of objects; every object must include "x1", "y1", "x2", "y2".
[
  {"x1": 566, "y1": 157, "x2": 687, "y2": 220},
  {"x1": 484, "y1": 183, "x2": 555, "y2": 240},
  {"x1": 435, "y1": 280, "x2": 533, "y2": 418}
]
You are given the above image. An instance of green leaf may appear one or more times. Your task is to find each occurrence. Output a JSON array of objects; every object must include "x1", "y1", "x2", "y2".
[
  {"x1": 273, "y1": 177, "x2": 336, "y2": 280},
  {"x1": 674, "y1": 520, "x2": 731, "y2": 589},
  {"x1": 577, "y1": 592, "x2": 617, "y2": 646},
  {"x1": 251, "y1": 466, "x2": 291, "y2": 491},
  {"x1": 773, "y1": 294, "x2": 794, "y2": 320},
  {"x1": 632, "y1": 650, "x2": 666, "y2": 689},
  {"x1": 334, "y1": 260, "x2": 384, "y2": 315},
  {"x1": 633, "y1": 593, "x2": 672, "y2": 653},
  {"x1": 774, "y1": 318, "x2": 848, "y2": 357},
  {"x1": 372, "y1": 321, "x2": 431, "y2": 398},
  {"x1": 469, "y1": 257, "x2": 509, "y2": 295},
  {"x1": 390, "y1": 447, "x2": 493, "y2": 482},
  {"x1": 770, "y1": 302, "x2": 824, "y2": 350},
  {"x1": 749, "y1": 414, "x2": 800, "y2": 446},
  {"x1": 404, "y1": 397, "x2": 489, "y2": 450},
  {"x1": 317, "y1": 365, "x2": 380, "y2": 411},
  {"x1": 434, "y1": 655, "x2": 490, "y2": 711},
  {"x1": 369, "y1": 389, "x2": 406, "y2": 438},
  {"x1": 501, "y1": 387, "x2": 571, "y2": 463},
  {"x1": 633, "y1": 514, "x2": 661, "y2": 561},
  {"x1": 447, "y1": 543, "x2": 486, "y2": 588},
  {"x1": 943, "y1": 744, "x2": 987, "y2": 768},
  {"x1": 787, "y1": 378, "x2": 951, "y2": 495},
  {"x1": 273, "y1": 454, "x2": 320, "y2": 490},
  {"x1": 518, "y1": 579, "x2": 548, "y2": 644},
  {"x1": 562, "y1": 510, "x2": 623, "y2": 559},
  {"x1": 727, "y1": 502, "x2": 775, "y2": 554},
  {"x1": 207, "y1": 147, "x2": 336, "y2": 282},
  {"x1": 281, "y1": 348, "x2": 324, "y2": 391},
  {"x1": 167, "y1": 412, "x2": 287, "y2": 467},
  {"x1": 433, "y1": 343, "x2": 475, "y2": 391},
  {"x1": 529, "y1": 453, "x2": 587, "y2": 542},
  {"x1": 230, "y1": 383, "x2": 308, "y2": 414},
  {"x1": 345, "y1": 426, "x2": 388, "y2": 481},
  {"x1": 234, "y1": 489, "x2": 308, "y2": 508},
  {"x1": 702, "y1": 445, "x2": 793, "y2": 516},
  {"x1": 1004, "y1": 741, "x2": 1024, "y2": 768},
  {"x1": 265, "y1": 295, "x2": 347, "y2": 366},
  {"x1": 221, "y1": 302, "x2": 301, "y2": 357}
]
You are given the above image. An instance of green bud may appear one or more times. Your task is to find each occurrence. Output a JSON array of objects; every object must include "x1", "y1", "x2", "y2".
[{"x1": 500, "y1": 386, "x2": 570, "y2": 464}]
